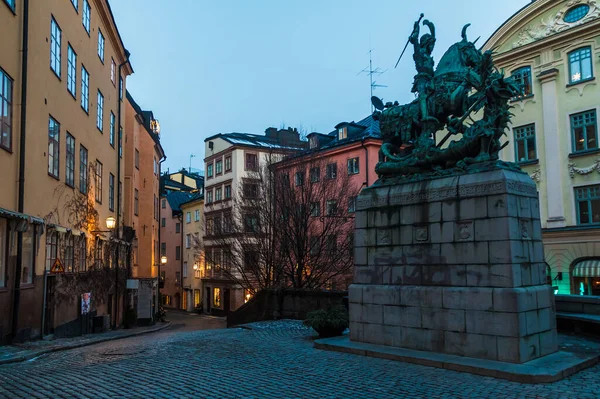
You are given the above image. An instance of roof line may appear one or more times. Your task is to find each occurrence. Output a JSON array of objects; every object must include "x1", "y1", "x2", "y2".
[{"x1": 482, "y1": 0, "x2": 540, "y2": 49}]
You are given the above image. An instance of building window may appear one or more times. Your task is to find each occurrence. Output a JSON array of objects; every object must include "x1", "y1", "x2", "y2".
[
  {"x1": 571, "y1": 110, "x2": 597, "y2": 153},
  {"x1": 565, "y1": 4, "x2": 590, "y2": 23},
  {"x1": 77, "y1": 236, "x2": 86, "y2": 272},
  {"x1": 119, "y1": 77, "x2": 123, "y2": 100},
  {"x1": 46, "y1": 232, "x2": 58, "y2": 270},
  {"x1": 309, "y1": 136, "x2": 318, "y2": 149},
  {"x1": 176, "y1": 246, "x2": 181, "y2": 260},
  {"x1": 64, "y1": 235, "x2": 74, "y2": 273},
  {"x1": 213, "y1": 287, "x2": 222, "y2": 308},
  {"x1": 82, "y1": 0, "x2": 90, "y2": 34},
  {"x1": 66, "y1": 133, "x2": 75, "y2": 187},
  {"x1": 575, "y1": 185, "x2": 600, "y2": 225},
  {"x1": 338, "y1": 127, "x2": 347, "y2": 140},
  {"x1": 119, "y1": 127, "x2": 123, "y2": 158},
  {"x1": 244, "y1": 214, "x2": 259, "y2": 233},
  {"x1": 183, "y1": 262, "x2": 188, "y2": 278},
  {"x1": 4, "y1": 0, "x2": 15, "y2": 11},
  {"x1": 111, "y1": 58, "x2": 116, "y2": 84},
  {"x1": 514, "y1": 124, "x2": 537, "y2": 163},
  {"x1": 347, "y1": 157, "x2": 359, "y2": 175},
  {"x1": 310, "y1": 202, "x2": 321, "y2": 217},
  {"x1": 161, "y1": 217, "x2": 165, "y2": 228},
  {"x1": 207, "y1": 163, "x2": 213, "y2": 178},
  {"x1": 568, "y1": 47, "x2": 593, "y2": 84},
  {"x1": 134, "y1": 149, "x2": 139, "y2": 168},
  {"x1": 243, "y1": 249, "x2": 258, "y2": 271},
  {"x1": 160, "y1": 242, "x2": 166, "y2": 257},
  {"x1": 48, "y1": 117, "x2": 60, "y2": 178},
  {"x1": 186, "y1": 212, "x2": 191, "y2": 223},
  {"x1": 206, "y1": 190, "x2": 213, "y2": 203},
  {"x1": 245, "y1": 153, "x2": 258, "y2": 171},
  {"x1": 175, "y1": 272, "x2": 180, "y2": 285},
  {"x1": 67, "y1": 45, "x2": 77, "y2": 97},
  {"x1": 97, "y1": 29, "x2": 104, "y2": 62},
  {"x1": 295, "y1": 171, "x2": 305, "y2": 186},
  {"x1": 225, "y1": 185, "x2": 232, "y2": 199},
  {"x1": 206, "y1": 218, "x2": 213, "y2": 236},
  {"x1": 134, "y1": 189, "x2": 139, "y2": 215},
  {"x1": 216, "y1": 160, "x2": 223, "y2": 175},
  {"x1": 186, "y1": 234, "x2": 191, "y2": 249},
  {"x1": 0, "y1": 69, "x2": 12, "y2": 151},
  {"x1": 95, "y1": 160, "x2": 102, "y2": 203},
  {"x1": 244, "y1": 182, "x2": 258, "y2": 198},
  {"x1": 50, "y1": 18, "x2": 61, "y2": 78},
  {"x1": 109, "y1": 173, "x2": 115, "y2": 211},
  {"x1": 326, "y1": 163, "x2": 337, "y2": 179},
  {"x1": 511, "y1": 66, "x2": 532, "y2": 98},
  {"x1": 214, "y1": 215, "x2": 222, "y2": 234},
  {"x1": 110, "y1": 112, "x2": 115, "y2": 147},
  {"x1": 310, "y1": 167, "x2": 320, "y2": 183},
  {"x1": 79, "y1": 145, "x2": 88, "y2": 194},
  {"x1": 326, "y1": 200, "x2": 337, "y2": 216},
  {"x1": 23, "y1": 227, "x2": 38, "y2": 284},
  {"x1": 161, "y1": 198, "x2": 166, "y2": 209},
  {"x1": 0, "y1": 219, "x2": 5, "y2": 287},
  {"x1": 348, "y1": 196, "x2": 356, "y2": 213},
  {"x1": 81, "y1": 65, "x2": 89, "y2": 112},
  {"x1": 215, "y1": 187, "x2": 222, "y2": 201},
  {"x1": 194, "y1": 209, "x2": 200, "y2": 222},
  {"x1": 97, "y1": 91, "x2": 104, "y2": 131},
  {"x1": 223, "y1": 213, "x2": 232, "y2": 233},
  {"x1": 175, "y1": 223, "x2": 180, "y2": 233},
  {"x1": 225, "y1": 156, "x2": 232, "y2": 172}
]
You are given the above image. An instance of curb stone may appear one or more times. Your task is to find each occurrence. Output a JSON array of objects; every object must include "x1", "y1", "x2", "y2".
[{"x1": 0, "y1": 322, "x2": 171, "y2": 365}]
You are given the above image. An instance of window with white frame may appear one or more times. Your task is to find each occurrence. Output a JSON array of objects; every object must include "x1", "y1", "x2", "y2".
[
  {"x1": 110, "y1": 112, "x2": 115, "y2": 147},
  {"x1": 95, "y1": 160, "x2": 102, "y2": 203},
  {"x1": 71, "y1": 0, "x2": 78, "y2": 11},
  {"x1": 186, "y1": 212, "x2": 191, "y2": 223},
  {"x1": 80, "y1": 145, "x2": 88, "y2": 193},
  {"x1": 0, "y1": 69, "x2": 13, "y2": 151},
  {"x1": 186, "y1": 234, "x2": 191, "y2": 249},
  {"x1": 511, "y1": 66, "x2": 532, "y2": 98},
  {"x1": 67, "y1": 45, "x2": 77, "y2": 97},
  {"x1": 82, "y1": 0, "x2": 91, "y2": 34},
  {"x1": 183, "y1": 262, "x2": 188, "y2": 278},
  {"x1": 207, "y1": 190, "x2": 213, "y2": 203},
  {"x1": 215, "y1": 187, "x2": 222, "y2": 201},
  {"x1": 326, "y1": 163, "x2": 337, "y2": 179},
  {"x1": 111, "y1": 58, "x2": 116, "y2": 85},
  {"x1": 97, "y1": 29, "x2": 104, "y2": 62},
  {"x1": 66, "y1": 133, "x2": 75, "y2": 187},
  {"x1": 50, "y1": 18, "x2": 61, "y2": 77},
  {"x1": 46, "y1": 231, "x2": 58, "y2": 270},
  {"x1": 194, "y1": 209, "x2": 200, "y2": 221},
  {"x1": 64, "y1": 235, "x2": 74, "y2": 273},
  {"x1": 97, "y1": 90, "x2": 104, "y2": 131},
  {"x1": 48, "y1": 116, "x2": 60, "y2": 178},
  {"x1": 347, "y1": 157, "x2": 359, "y2": 175},
  {"x1": 81, "y1": 65, "x2": 89, "y2": 112}
]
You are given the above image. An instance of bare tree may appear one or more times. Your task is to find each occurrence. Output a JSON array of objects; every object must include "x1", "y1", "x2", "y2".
[{"x1": 205, "y1": 154, "x2": 357, "y2": 294}]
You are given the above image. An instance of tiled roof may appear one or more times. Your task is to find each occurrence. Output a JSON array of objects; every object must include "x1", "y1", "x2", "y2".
[
  {"x1": 180, "y1": 192, "x2": 204, "y2": 207},
  {"x1": 165, "y1": 191, "x2": 195, "y2": 213},
  {"x1": 205, "y1": 132, "x2": 307, "y2": 151}
]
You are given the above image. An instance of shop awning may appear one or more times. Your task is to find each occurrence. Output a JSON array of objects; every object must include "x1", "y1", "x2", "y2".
[
  {"x1": 572, "y1": 260, "x2": 600, "y2": 277},
  {"x1": 0, "y1": 207, "x2": 44, "y2": 225}
]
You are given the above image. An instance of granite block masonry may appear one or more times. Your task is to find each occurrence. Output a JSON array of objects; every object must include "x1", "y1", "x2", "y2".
[{"x1": 349, "y1": 168, "x2": 558, "y2": 364}]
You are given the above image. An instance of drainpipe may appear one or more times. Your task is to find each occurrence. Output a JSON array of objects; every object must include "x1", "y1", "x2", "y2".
[
  {"x1": 113, "y1": 51, "x2": 130, "y2": 329},
  {"x1": 12, "y1": 0, "x2": 30, "y2": 343},
  {"x1": 179, "y1": 213, "x2": 184, "y2": 310}
]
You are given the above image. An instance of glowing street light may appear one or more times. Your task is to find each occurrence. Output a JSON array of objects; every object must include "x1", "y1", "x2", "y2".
[{"x1": 106, "y1": 216, "x2": 116, "y2": 230}]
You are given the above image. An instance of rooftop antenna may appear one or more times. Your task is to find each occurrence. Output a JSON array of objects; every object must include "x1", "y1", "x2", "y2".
[
  {"x1": 359, "y1": 48, "x2": 387, "y2": 112},
  {"x1": 189, "y1": 153, "x2": 196, "y2": 173}
]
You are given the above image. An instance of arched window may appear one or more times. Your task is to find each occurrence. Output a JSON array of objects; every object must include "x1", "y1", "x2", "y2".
[{"x1": 511, "y1": 66, "x2": 532, "y2": 97}]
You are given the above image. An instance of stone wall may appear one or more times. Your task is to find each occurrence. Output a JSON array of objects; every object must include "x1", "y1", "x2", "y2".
[{"x1": 349, "y1": 168, "x2": 558, "y2": 364}]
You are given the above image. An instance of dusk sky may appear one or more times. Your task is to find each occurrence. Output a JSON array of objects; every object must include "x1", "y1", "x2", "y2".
[{"x1": 110, "y1": 0, "x2": 529, "y2": 173}]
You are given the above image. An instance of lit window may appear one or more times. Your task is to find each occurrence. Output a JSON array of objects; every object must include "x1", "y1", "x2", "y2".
[
  {"x1": 66, "y1": 133, "x2": 75, "y2": 187},
  {"x1": 575, "y1": 185, "x2": 600, "y2": 225},
  {"x1": 568, "y1": 47, "x2": 593, "y2": 84},
  {"x1": 48, "y1": 117, "x2": 60, "y2": 178},
  {"x1": 514, "y1": 124, "x2": 537, "y2": 163},
  {"x1": 511, "y1": 66, "x2": 532, "y2": 98},
  {"x1": 97, "y1": 91, "x2": 104, "y2": 131},
  {"x1": 338, "y1": 127, "x2": 347, "y2": 140},
  {"x1": 109, "y1": 173, "x2": 115, "y2": 211},
  {"x1": 564, "y1": 4, "x2": 590, "y2": 23},
  {"x1": 50, "y1": 18, "x2": 62, "y2": 78},
  {"x1": 0, "y1": 69, "x2": 13, "y2": 151},
  {"x1": 95, "y1": 160, "x2": 102, "y2": 203},
  {"x1": 79, "y1": 145, "x2": 88, "y2": 194},
  {"x1": 97, "y1": 29, "x2": 104, "y2": 62},
  {"x1": 571, "y1": 110, "x2": 597, "y2": 153},
  {"x1": 213, "y1": 288, "x2": 221, "y2": 308},
  {"x1": 81, "y1": 66, "x2": 89, "y2": 112},
  {"x1": 110, "y1": 112, "x2": 115, "y2": 147},
  {"x1": 82, "y1": 0, "x2": 91, "y2": 34},
  {"x1": 347, "y1": 157, "x2": 359, "y2": 175},
  {"x1": 67, "y1": 45, "x2": 77, "y2": 97}
]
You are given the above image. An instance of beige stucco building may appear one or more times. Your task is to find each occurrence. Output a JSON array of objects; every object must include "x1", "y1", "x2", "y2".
[
  {"x1": 0, "y1": 0, "x2": 135, "y2": 343},
  {"x1": 180, "y1": 195, "x2": 204, "y2": 312},
  {"x1": 484, "y1": 0, "x2": 600, "y2": 295}
]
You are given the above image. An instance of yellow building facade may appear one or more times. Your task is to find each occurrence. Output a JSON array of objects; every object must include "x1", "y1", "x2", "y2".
[
  {"x1": 484, "y1": 0, "x2": 600, "y2": 295},
  {"x1": 0, "y1": 0, "x2": 133, "y2": 343},
  {"x1": 180, "y1": 196, "x2": 204, "y2": 312}
]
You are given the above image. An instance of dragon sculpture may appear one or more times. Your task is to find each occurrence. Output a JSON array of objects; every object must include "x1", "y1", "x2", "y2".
[{"x1": 373, "y1": 16, "x2": 522, "y2": 179}]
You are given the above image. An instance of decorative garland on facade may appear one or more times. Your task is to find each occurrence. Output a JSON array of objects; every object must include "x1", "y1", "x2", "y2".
[{"x1": 568, "y1": 159, "x2": 600, "y2": 178}]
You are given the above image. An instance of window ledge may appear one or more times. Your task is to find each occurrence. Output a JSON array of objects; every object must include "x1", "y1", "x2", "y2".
[
  {"x1": 0, "y1": 144, "x2": 13, "y2": 154},
  {"x1": 510, "y1": 94, "x2": 534, "y2": 103},
  {"x1": 517, "y1": 159, "x2": 539, "y2": 166},
  {"x1": 569, "y1": 148, "x2": 600, "y2": 159},
  {"x1": 567, "y1": 77, "x2": 595, "y2": 87},
  {"x1": 19, "y1": 283, "x2": 35, "y2": 290}
]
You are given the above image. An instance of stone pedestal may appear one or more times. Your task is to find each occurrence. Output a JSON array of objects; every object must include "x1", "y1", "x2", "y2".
[{"x1": 349, "y1": 168, "x2": 558, "y2": 364}]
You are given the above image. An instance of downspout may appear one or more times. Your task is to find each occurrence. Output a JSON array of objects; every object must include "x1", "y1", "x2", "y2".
[
  {"x1": 12, "y1": 0, "x2": 30, "y2": 342},
  {"x1": 361, "y1": 138, "x2": 369, "y2": 187},
  {"x1": 114, "y1": 51, "x2": 130, "y2": 329},
  {"x1": 178, "y1": 213, "x2": 184, "y2": 310}
]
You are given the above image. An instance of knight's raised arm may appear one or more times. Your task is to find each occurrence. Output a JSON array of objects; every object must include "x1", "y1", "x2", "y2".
[{"x1": 423, "y1": 19, "x2": 435, "y2": 40}]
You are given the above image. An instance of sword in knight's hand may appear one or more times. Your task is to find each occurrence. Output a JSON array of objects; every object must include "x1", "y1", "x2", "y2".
[{"x1": 395, "y1": 13, "x2": 424, "y2": 69}]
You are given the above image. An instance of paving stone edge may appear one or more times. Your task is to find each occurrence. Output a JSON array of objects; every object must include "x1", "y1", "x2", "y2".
[{"x1": 0, "y1": 322, "x2": 171, "y2": 365}]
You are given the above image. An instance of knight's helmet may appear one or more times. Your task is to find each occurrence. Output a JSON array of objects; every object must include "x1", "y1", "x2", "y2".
[{"x1": 420, "y1": 19, "x2": 436, "y2": 52}]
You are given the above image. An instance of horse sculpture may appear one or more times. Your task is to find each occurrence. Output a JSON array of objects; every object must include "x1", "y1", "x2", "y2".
[{"x1": 374, "y1": 20, "x2": 521, "y2": 178}]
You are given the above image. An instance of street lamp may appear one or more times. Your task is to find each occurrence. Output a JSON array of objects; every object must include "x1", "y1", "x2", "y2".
[
  {"x1": 106, "y1": 216, "x2": 116, "y2": 230},
  {"x1": 161, "y1": 256, "x2": 167, "y2": 265}
]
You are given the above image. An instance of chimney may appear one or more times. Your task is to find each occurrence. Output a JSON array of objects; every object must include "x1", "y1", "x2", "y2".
[{"x1": 265, "y1": 127, "x2": 278, "y2": 137}]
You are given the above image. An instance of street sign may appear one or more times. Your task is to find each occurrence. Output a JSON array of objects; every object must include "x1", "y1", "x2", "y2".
[{"x1": 50, "y1": 258, "x2": 65, "y2": 273}]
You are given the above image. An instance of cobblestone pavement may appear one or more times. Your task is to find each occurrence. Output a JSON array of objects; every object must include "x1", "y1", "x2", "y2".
[{"x1": 0, "y1": 320, "x2": 599, "y2": 398}]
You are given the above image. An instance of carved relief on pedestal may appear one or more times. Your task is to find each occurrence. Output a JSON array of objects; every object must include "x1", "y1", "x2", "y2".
[
  {"x1": 512, "y1": 1, "x2": 600, "y2": 49},
  {"x1": 568, "y1": 159, "x2": 600, "y2": 177}
]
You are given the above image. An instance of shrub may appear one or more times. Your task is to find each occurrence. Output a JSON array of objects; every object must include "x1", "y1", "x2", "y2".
[{"x1": 303, "y1": 306, "x2": 349, "y2": 338}]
